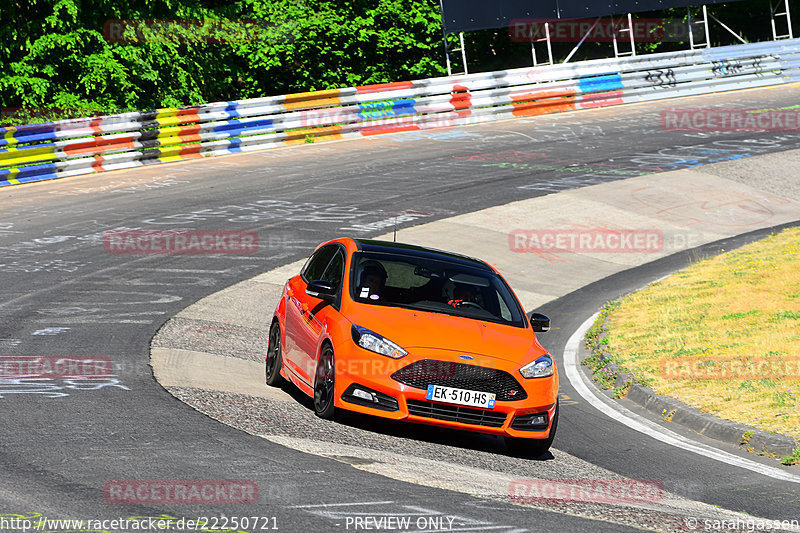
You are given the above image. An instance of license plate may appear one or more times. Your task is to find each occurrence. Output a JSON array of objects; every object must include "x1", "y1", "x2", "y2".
[{"x1": 426, "y1": 384, "x2": 496, "y2": 409}]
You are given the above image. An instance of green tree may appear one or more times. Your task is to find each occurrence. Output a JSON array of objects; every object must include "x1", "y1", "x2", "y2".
[{"x1": 0, "y1": 0, "x2": 446, "y2": 121}]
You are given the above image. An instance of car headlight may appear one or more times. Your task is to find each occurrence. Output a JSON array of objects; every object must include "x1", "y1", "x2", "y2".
[
  {"x1": 351, "y1": 325, "x2": 407, "y2": 359},
  {"x1": 520, "y1": 354, "x2": 554, "y2": 379}
]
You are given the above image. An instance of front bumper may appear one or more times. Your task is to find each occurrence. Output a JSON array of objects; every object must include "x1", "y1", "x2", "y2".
[{"x1": 333, "y1": 347, "x2": 559, "y2": 439}]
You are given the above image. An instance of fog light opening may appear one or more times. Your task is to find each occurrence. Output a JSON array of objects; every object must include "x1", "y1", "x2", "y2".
[
  {"x1": 529, "y1": 414, "x2": 547, "y2": 426},
  {"x1": 342, "y1": 383, "x2": 400, "y2": 412},
  {"x1": 352, "y1": 388, "x2": 376, "y2": 402},
  {"x1": 510, "y1": 411, "x2": 550, "y2": 431}
]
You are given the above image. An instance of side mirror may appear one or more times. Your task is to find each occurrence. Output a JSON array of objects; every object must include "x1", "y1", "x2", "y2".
[
  {"x1": 306, "y1": 280, "x2": 337, "y2": 303},
  {"x1": 530, "y1": 312, "x2": 551, "y2": 333}
]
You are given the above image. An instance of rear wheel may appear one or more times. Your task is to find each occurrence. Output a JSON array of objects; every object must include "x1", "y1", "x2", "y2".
[
  {"x1": 505, "y1": 401, "x2": 559, "y2": 458},
  {"x1": 313, "y1": 344, "x2": 336, "y2": 419},
  {"x1": 265, "y1": 321, "x2": 284, "y2": 387}
]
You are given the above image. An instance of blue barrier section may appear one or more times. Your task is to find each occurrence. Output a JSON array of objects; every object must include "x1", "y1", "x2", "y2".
[
  {"x1": 578, "y1": 74, "x2": 624, "y2": 93},
  {"x1": 358, "y1": 99, "x2": 418, "y2": 120},
  {"x1": 213, "y1": 117, "x2": 275, "y2": 135}
]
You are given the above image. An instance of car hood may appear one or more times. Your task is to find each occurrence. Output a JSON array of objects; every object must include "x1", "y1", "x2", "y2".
[{"x1": 346, "y1": 304, "x2": 546, "y2": 364}]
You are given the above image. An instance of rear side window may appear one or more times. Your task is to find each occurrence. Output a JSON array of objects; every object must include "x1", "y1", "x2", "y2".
[{"x1": 302, "y1": 245, "x2": 338, "y2": 283}]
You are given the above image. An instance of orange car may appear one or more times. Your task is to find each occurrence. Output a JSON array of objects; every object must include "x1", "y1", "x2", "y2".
[{"x1": 266, "y1": 238, "x2": 558, "y2": 456}]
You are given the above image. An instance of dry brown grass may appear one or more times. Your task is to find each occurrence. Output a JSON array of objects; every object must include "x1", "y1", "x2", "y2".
[{"x1": 603, "y1": 227, "x2": 800, "y2": 439}]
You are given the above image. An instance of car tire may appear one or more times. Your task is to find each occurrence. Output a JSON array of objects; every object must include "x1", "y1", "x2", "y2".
[
  {"x1": 505, "y1": 401, "x2": 559, "y2": 458},
  {"x1": 265, "y1": 321, "x2": 284, "y2": 387},
  {"x1": 313, "y1": 343, "x2": 337, "y2": 419}
]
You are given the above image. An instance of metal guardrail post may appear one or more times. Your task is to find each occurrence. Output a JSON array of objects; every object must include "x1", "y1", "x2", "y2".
[
  {"x1": 444, "y1": 32, "x2": 468, "y2": 76},
  {"x1": 689, "y1": 6, "x2": 710, "y2": 49},
  {"x1": 456, "y1": 33, "x2": 468, "y2": 75},
  {"x1": 563, "y1": 18, "x2": 601, "y2": 63},
  {"x1": 531, "y1": 22, "x2": 553, "y2": 67},
  {"x1": 438, "y1": 0, "x2": 466, "y2": 77},
  {"x1": 613, "y1": 14, "x2": 637, "y2": 58},
  {"x1": 771, "y1": 0, "x2": 794, "y2": 40}
]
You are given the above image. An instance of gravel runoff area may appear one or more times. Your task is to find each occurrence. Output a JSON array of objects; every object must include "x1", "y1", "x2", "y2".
[
  {"x1": 166, "y1": 385, "x2": 761, "y2": 533},
  {"x1": 154, "y1": 316, "x2": 267, "y2": 362}
]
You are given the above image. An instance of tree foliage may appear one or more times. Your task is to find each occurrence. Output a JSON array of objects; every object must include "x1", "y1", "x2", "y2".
[{"x1": 0, "y1": 0, "x2": 447, "y2": 117}]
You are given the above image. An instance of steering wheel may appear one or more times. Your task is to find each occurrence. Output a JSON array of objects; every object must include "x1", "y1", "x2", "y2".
[{"x1": 451, "y1": 300, "x2": 482, "y2": 310}]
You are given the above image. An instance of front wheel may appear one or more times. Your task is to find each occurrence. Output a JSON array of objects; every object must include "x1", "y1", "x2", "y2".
[
  {"x1": 265, "y1": 321, "x2": 284, "y2": 387},
  {"x1": 313, "y1": 344, "x2": 337, "y2": 419},
  {"x1": 505, "y1": 401, "x2": 559, "y2": 458}
]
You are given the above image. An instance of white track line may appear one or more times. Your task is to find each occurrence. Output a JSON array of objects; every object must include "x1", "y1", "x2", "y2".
[
  {"x1": 564, "y1": 313, "x2": 800, "y2": 484},
  {"x1": 287, "y1": 501, "x2": 395, "y2": 508}
]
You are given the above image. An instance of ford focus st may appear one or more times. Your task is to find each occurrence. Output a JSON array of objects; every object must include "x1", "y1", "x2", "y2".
[{"x1": 265, "y1": 238, "x2": 558, "y2": 456}]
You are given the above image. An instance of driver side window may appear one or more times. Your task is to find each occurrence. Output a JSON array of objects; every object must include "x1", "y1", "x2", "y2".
[
  {"x1": 320, "y1": 249, "x2": 345, "y2": 289},
  {"x1": 302, "y1": 245, "x2": 338, "y2": 283}
]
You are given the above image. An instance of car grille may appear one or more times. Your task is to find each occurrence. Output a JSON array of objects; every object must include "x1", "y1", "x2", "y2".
[
  {"x1": 407, "y1": 400, "x2": 507, "y2": 427},
  {"x1": 391, "y1": 359, "x2": 527, "y2": 401}
]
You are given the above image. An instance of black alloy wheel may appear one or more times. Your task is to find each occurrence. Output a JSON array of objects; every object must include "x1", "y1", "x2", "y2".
[
  {"x1": 265, "y1": 321, "x2": 284, "y2": 387},
  {"x1": 313, "y1": 344, "x2": 337, "y2": 419}
]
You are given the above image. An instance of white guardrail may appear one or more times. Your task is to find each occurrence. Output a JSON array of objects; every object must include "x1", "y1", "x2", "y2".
[{"x1": 2, "y1": 38, "x2": 800, "y2": 187}]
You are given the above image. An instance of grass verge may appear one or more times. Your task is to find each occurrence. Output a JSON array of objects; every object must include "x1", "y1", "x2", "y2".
[
  {"x1": 783, "y1": 446, "x2": 800, "y2": 466},
  {"x1": 584, "y1": 227, "x2": 800, "y2": 440}
]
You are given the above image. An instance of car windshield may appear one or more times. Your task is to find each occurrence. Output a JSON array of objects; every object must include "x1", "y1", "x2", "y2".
[{"x1": 350, "y1": 251, "x2": 527, "y2": 328}]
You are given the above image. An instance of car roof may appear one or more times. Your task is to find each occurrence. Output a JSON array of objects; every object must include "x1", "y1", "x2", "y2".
[{"x1": 353, "y1": 238, "x2": 493, "y2": 271}]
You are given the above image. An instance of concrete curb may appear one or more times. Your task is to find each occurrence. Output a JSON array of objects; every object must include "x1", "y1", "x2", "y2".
[
  {"x1": 626, "y1": 384, "x2": 799, "y2": 458},
  {"x1": 585, "y1": 324, "x2": 799, "y2": 460}
]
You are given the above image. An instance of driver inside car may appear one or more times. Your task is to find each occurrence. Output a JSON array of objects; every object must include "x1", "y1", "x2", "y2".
[
  {"x1": 449, "y1": 283, "x2": 479, "y2": 307},
  {"x1": 358, "y1": 260, "x2": 387, "y2": 299}
]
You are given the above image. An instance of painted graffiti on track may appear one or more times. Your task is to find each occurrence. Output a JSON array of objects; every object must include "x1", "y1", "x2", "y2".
[
  {"x1": 0, "y1": 377, "x2": 129, "y2": 398},
  {"x1": 445, "y1": 133, "x2": 800, "y2": 193}
]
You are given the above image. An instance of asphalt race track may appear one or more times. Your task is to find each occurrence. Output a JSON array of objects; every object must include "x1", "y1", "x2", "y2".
[{"x1": 1, "y1": 85, "x2": 800, "y2": 532}]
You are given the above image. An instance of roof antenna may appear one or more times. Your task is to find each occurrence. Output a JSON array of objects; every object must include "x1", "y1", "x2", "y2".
[{"x1": 393, "y1": 213, "x2": 398, "y2": 243}]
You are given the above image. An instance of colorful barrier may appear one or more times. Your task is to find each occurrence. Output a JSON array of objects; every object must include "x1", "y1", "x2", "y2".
[{"x1": 3, "y1": 38, "x2": 800, "y2": 187}]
